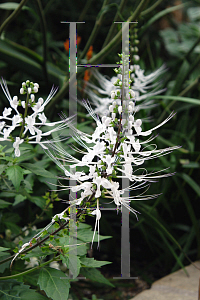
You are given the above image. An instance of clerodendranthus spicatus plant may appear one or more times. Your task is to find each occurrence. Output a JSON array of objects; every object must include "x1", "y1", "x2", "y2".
[
  {"x1": 0, "y1": 79, "x2": 73, "y2": 157},
  {"x1": 45, "y1": 54, "x2": 179, "y2": 247}
]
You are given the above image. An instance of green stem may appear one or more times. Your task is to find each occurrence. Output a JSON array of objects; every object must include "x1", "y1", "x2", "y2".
[
  {"x1": 19, "y1": 92, "x2": 29, "y2": 139},
  {"x1": 112, "y1": 54, "x2": 125, "y2": 157},
  {"x1": 78, "y1": 0, "x2": 94, "y2": 21},
  {"x1": 35, "y1": 0, "x2": 48, "y2": 86},
  {"x1": 0, "y1": 0, "x2": 29, "y2": 36},
  {"x1": 0, "y1": 219, "x2": 69, "y2": 266},
  {"x1": 141, "y1": 0, "x2": 164, "y2": 16},
  {"x1": 102, "y1": 0, "x2": 127, "y2": 48},
  {"x1": 0, "y1": 257, "x2": 57, "y2": 280},
  {"x1": 46, "y1": 0, "x2": 147, "y2": 113},
  {"x1": 139, "y1": 2, "x2": 189, "y2": 37},
  {"x1": 77, "y1": 0, "x2": 110, "y2": 64}
]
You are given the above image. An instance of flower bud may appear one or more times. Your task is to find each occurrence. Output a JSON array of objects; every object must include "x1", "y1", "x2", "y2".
[
  {"x1": 38, "y1": 97, "x2": 44, "y2": 105},
  {"x1": 109, "y1": 105, "x2": 113, "y2": 112},
  {"x1": 21, "y1": 101, "x2": 25, "y2": 108},
  {"x1": 118, "y1": 106, "x2": 122, "y2": 114},
  {"x1": 30, "y1": 94, "x2": 35, "y2": 102},
  {"x1": 28, "y1": 87, "x2": 32, "y2": 94},
  {"x1": 33, "y1": 87, "x2": 38, "y2": 93},
  {"x1": 20, "y1": 88, "x2": 24, "y2": 94},
  {"x1": 13, "y1": 96, "x2": 18, "y2": 103},
  {"x1": 130, "y1": 89, "x2": 135, "y2": 98},
  {"x1": 128, "y1": 105, "x2": 132, "y2": 113},
  {"x1": 135, "y1": 119, "x2": 142, "y2": 126},
  {"x1": 112, "y1": 112, "x2": 116, "y2": 120},
  {"x1": 133, "y1": 55, "x2": 140, "y2": 61},
  {"x1": 111, "y1": 92, "x2": 115, "y2": 99}
]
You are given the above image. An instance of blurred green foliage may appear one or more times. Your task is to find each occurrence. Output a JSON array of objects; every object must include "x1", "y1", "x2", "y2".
[{"x1": 0, "y1": 0, "x2": 200, "y2": 299}]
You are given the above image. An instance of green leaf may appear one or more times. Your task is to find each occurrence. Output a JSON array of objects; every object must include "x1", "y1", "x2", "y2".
[
  {"x1": 30, "y1": 196, "x2": 46, "y2": 209},
  {"x1": 77, "y1": 228, "x2": 112, "y2": 243},
  {"x1": 154, "y1": 95, "x2": 200, "y2": 105},
  {"x1": 60, "y1": 254, "x2": 81, "y2": 279},
  {"x1": 80, "y1": 257, "x2": 112, "y2": 268},
  {"x1": 38, "y1": 267, "x2": 70, "y2": 300},
  {"x1": 180, "y1": 173, "x2": 200, "y2": 196},
  {"x1": 140, "y1": 2, "x2": 189, "y2": 36},
  {"x1": 0, "y1": 39, "x2": 65, "y2": 85},
  {"x1": 13, "y1": 194, "x2": 26, "y2": 206},
  {"x1": 0, "y1": 279, "x2": 47, "y2": 299},
  {"x1": 0, "y1": 254, "x2": 10, "y2": 273},
  {"x1": 0, "y1": 3, "x2": 29, "y2": 10},
  {"x1": 58, "y1": 236, "x2": 88, "y2": 256},
  {"x1": 6, "y1": 165, "x2": 23, "y2": 191},
  {"x1": 0, "y1": 164, "x2": 6, "y2": 175},
  {"x1": 0, "y1": 247, "x2": 10, "y2": 252},
  {"x1": 80, "y1": 268, "x2": 114, "y2": 287},
  {"x1": 21, "y1": 163, "x2": 54, "y2": 178},
  {"x1": 0, "y1": 199, "x2": 12, "y2": 208}
]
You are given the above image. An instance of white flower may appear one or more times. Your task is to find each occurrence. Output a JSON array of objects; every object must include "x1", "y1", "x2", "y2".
[
  {"x1": 0, "y1": 121, "x2": 5, "y2": 132},
  {"x1": 3, "y1": 127, "x2": 14, "y2": 139},
  {"x1": 83, "y1": 65, "x2": 166, "y2": 116},
  {"x1": 90, "y1": 200, "x2": 101, "y2": 248},
  {"x1": 38, "y1": 112, "x2": 47, "y2": 124},
  {"x1": 52, "y1": 211, "x2": 69, "y2": 222},
  {"x1": 3, "y1": 107, "x2": 12, "y2": 117},
  {"x1": 12, "y1": 115, "x2": 22, "y2": 127},
  {"x1": 49, "y1": 261, "x2": 60, "y2": 270},
  {"x1": 13, "y1": 137, "x2": 24, "y2": 157},
  {"x1": 25, "y1": 115, "x2": 36, "y2": 135},
  {"x1": 25, "y1": 257, "x2": 39, "y2": 269},
  {"x1": 0, "y1": 79, "x2": 74, "y2": 156},
  {"x1": 44, "y1": 55, "x2": 178, "y2": 249}
]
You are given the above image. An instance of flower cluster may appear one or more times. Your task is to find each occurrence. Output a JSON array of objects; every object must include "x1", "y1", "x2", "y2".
[
  {"x1": 83, "y1": 63, "x2": 166, "y2": 117},
  {"x1": 46, "y1": 54, "x2": 179, "y2": 246},
  {"x1": 0, "y1": 79, "x2": 73, "y2": 156}
]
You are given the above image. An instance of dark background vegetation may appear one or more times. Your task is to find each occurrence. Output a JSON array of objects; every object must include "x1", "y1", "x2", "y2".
[{"x1": 0, "y1": 0, "x2": 200, "y2": 299}]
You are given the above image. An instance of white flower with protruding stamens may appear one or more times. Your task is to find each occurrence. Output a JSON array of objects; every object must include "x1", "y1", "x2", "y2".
[
  {"x1": 0, "y1": 78, "x2": 74, "y2": 156},
  {"x1": 83, "y1": 64, "x2": 166, "y2": 116},
  {"x1": 13, "y1": 137, "x2": 24, "y2": 157},
  {"x1": 45, "y1": 54, "x2": 179, "y2": 249}
]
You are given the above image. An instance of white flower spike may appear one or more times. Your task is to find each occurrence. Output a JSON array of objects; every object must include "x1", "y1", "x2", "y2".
[
  {"x1": 45, "y1": 53, "x2": 179, "y2": 248},
  {"x1": 0, "y1": 79, "x2": 74, "y2": 156}
]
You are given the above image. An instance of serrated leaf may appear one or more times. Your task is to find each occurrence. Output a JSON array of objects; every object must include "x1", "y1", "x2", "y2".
[
  {"x1": 38, "y1": 267, "x2": 70, "y2": 300},
  {"x1": 80, "y1": 268, "x2": 114, "y2": 287},
  {"x1": 60, "y1": 254, "x2": 81, "y2": 279},
  {"x1": 22, "y1": 248, "x2": 55, "y2": 259},
  {"x1": 80, "y1": 257, "x2": 112, "y2": 268},
  {"x1": 0, "y1": 279, "x2": 47, "y2": 299},
  {"x1": 58, "y1": 236, "x2": 88, "y2": 256},
  {"x1": 0, "y1": 199, "x2": 12, "y2": 208},
  {"x1": 77, "y1": 228, "x2": 112, "y2": 243},
  {"x1": 6, "y1": 165, "x2": 23, "y2": 191},
  {"x1": 21, "y1": 163, "x2": 55, "y2": 178}
]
